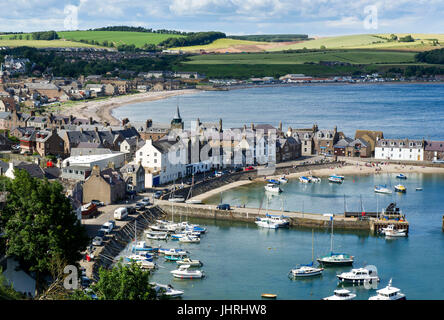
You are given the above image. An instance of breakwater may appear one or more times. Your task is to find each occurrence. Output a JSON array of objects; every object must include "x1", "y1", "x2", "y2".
[{"x1": 90, "y1": 206, "x2": 166, "y2": 280}]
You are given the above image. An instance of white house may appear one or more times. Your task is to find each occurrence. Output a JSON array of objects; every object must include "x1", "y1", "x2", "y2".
[
  {"x1": 62, "y1": 153, "x2": 125, "y2": 170},
  {"x1": 375, "y1": 138, "x2": 424, "y2": 161},
  {"x1": 135, "y1": 138, "x2": 187, "y2": 187}
]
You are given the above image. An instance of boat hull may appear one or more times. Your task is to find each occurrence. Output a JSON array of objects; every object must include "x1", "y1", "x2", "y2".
[{"x1": 317, "y1": 259, "x2": 354, "y2": 266}]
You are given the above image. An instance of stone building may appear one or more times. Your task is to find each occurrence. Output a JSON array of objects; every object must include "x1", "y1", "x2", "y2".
[
  {"x1": 83, "y1": 165, "x2": 126, "y2": 205},
  {"x1": 424, "y1": 141, "x2": 444, "y2": 162}
]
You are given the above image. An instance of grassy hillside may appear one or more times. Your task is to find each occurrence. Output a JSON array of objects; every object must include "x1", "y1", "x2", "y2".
[
  {"x1": 184, "y1": 50, "x2": 417, "y2": 65},
  {"x1": 58, "y1": 31, "x2": 185, "y2": 48}
]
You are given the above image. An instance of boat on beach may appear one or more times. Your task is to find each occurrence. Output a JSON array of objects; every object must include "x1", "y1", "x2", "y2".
[{"x1": 299, "y1": 176, "x2": 310, "y2": 183}]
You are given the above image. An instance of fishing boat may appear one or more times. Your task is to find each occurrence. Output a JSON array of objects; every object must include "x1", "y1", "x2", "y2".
[
  {"x1": 151, "y1": 282, "x2": 184, "y2": 298},
  {"x1": 381, "y1": 225, "x2": 408, "y2": 238},
  {"x1": 179, "y1": 235, "x2": 200, "y2": 243},
  {"x1": 337, "y1": 266, "x2": 379, "y2": 284},
  {"x1": 290, "y1": 230, "x2": 324, "y2": 278},
  {"x1": 374, "y1": 185, "x2": 393, "y2": 194},
  {"x1": 165, "y1": 254, "x2": 188, "y2": 261},
  {"x1": 396, "y1": 174, "x2": 407, "y2": 180},
  {"x1": 323, "y1": 289, "x2": 356, "y2": 300},
  {"x1": 394, "y1": 184, "x2": 407, "y2": 193},
  {"x1": 176, "y1": 258, "x2": 203, "y2": 267},
  {"x1": 255, "y1": 217, "x2": 280, "y2": 229},
  {"x1": 131, "y1": 241, "x2": 157, "y2": 253},
  {"x1": 264, "y1": 183, "x2": 282, "y2": 193},
  {"x1": 170, "y1": 265, "x2": 205, "y2": 279},
  {"x1": 299, "y1": 176, "x2": 310, "y2": 183},
  {"x1": 317, "y1": 214, "x2": 354, "y2": 266},
  {"x1": 159, "y1": 248, "x2": 188, "y2": 256},
  {"x1": 145, "y1": 231, "x2": 168, "y2": 240},
  {"x1": 368, "y1": 279, "x2": 406, "y2": 300},
  {"x1": 278, "y1": 176, "x2": 288, "y2": 184},
  {"x1": 328, "y1": 176, "x2": 343, "y2": 184},
  {"x1": 309, "y1": 176, "x2": 321, "y2": 183}
]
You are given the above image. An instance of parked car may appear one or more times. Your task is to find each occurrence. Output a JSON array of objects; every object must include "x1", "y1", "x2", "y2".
[
  {"x1": 244, "y1": 166, "x2": 254, "y2": 171},
  {"x1": 140, "y1": 198, "x2": 150, "y2": 206},
  {"x1": 107, "y1": 220, "x2": 116, "y2": 229},
  {"x1": 92, "y1": 236, "x2": 103, "y2": 246},
  {"x1": 135, "y1": 202, "x2": 145, "y2": 210},
  {"x1": 215, "y1": 171, "x2": 223, "y2": 177},
  {"x1": 91, "y1": 200, "x2": 104, "y2": 207},
  {"x1": 154, "y1": 191, "x2": 163, "y2": 199},
  {"x1": 100, "y1": 222, "x2": 113, "y2": 234},
  {"x1": 217, "y1": 204, "x2": 231, "y2": 210}
]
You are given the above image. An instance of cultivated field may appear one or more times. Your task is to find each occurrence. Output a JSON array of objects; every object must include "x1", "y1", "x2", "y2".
[
  {"x1": 184, "y1": 50, "x2": 417, "y2": 65},
  {"x1": 0, "y1": 39, "x2": 102, "y2": 48},
  {"x1": 58, "y1": 31, "x2": 184, "y2": 47}
]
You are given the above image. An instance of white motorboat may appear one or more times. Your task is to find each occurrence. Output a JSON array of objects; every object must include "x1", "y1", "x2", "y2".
[
  {"x1": 328, "y1": 176, "x2": 343, "y2": 184},
  {"x1": 266, "y1": 214, "x2": 289, "y2": 227},
  {"x1": 179, "y1": 235, "x2": 200, "y2": 243},
  {"x1": 255, "y1": 217, "x2": 280, "y2": 229},
  {"x1": 145, "y1": 231, "x2": 169, "y2": 240},
  {"x1": 299, "y1": 176, "x2": 310, "y2": 183},
  {"x1": 159, "y1": 248, "x2": 188, "y2": 256},
  {"x1": 368, "y1": 279, "x2": 406, "y2": 300},
  {"x1": 381, "y1": 225, "x2": 408, "y2": 237},
  {"x1": 278, "y1": 176, "x2": 288, "y2": 184},
  {"x1": 337, "y1": 266, "x2": 379, "y2": 284},
  {"x1": 177, "y1": 258, "x2": 203, "y2": 267},
  {"x1": 135, "y1": 260, "x2": 156, "y2": 270},
  {"x1": 333, "y1": 174, "x2": 345, "y2": 180},
  {"x1": 151, "y1": 282, "x2": 184, "y2": 298},
  {"x1": 170, "y1": 265, "x2": 205, "y2": 279},
  {"x1": 323, "y1": 289, "x2": 356, "y2": 300},
  {"x1": 264, "y1": 183, "x2": 282, "y2": 193},
  {"x1": 374, "y1": 185, "x2": 393, "y2": 194},
  {"x1": 309, "y1": 176, "x2": 321, "y2": 183}
]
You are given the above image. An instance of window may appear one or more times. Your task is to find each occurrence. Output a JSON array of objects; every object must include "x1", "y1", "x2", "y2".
[
  {"x1": 139, "y1": 152, "x2": 142, "y2": 156},
  {"x1": 154, "y1": 159, "x2": 157, "y2": 163}
]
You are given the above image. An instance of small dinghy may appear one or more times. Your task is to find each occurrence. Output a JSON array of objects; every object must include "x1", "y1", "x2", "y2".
[
  {"x1": 278, "y1": 176, "x2": 288, "y2": 184},
  {"x1": 299, "y1": 176, "x2": 310, "y2": 183},
  {"x1": 177, "y1": 258, "x2": 203, "y2": 267},
  {"x1": 264, "y1": 183, "x2": 282, "y2": 193},
  {"x1": 145, "y1": 231, "x2": 168, "y2": 240},
  {"x1": 396, "y1": 174, "x2": 407, "y2": 180},
  {"x1": 415, "y1": 187, "x2": 423, "y2": 191},
  {"x1": 328, "y1": 176, "x2": 343, "y2": 184},
  {"x1": 179, "y1": 235, "x2": 200, "y2": 243},
  {"x1": 374, "y1": 185, "x2": 393, "y2": 194},
  {"x1": 171, "y1": 265, "x2": 205, "y2": 279},
  {"x1": 309, "y1": 176, "x2": 321, "y2": 183},
  {"x1": 261, "y1": 293, "x2": 277, "y2": 299}
]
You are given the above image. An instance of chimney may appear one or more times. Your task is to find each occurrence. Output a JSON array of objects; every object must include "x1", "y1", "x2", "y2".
[
  {"x1": 146, "y1": 119, "x2": 152, "y2": 128},
  {"x1": 92, "y1": 165, "x2": 100, "y2": 177},
  {"x1": 69, "y1": 115, "x2": 74, "y2": 123},
  {"x1": 89, "y1": 117, "x2": 93, "y2": 125},
  {"x1": 250, "y1": 123, "x2": 254, "y2": 131},
  {"x1": 278, "y1": 121, "x2": 282, "y2": 132},
  {"x1": 218, "y1": 118, "x2": 223, "y2": 132}
]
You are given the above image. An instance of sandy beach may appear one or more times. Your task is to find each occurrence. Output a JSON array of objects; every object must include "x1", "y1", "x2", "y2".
[
  {"x1": 58, "y1": 89, "x2": 200, "y2": 125},
  {"x1": 192, "y1": 161, "x2": 444, "y2": 202}
]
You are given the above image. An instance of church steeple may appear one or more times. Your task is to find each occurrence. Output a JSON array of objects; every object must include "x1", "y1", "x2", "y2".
[
  {"x1": 171, "y1": 105, "x2": 184, "y2": 130},
  {"x1": 174, "y1": 105, "x2": 181, "y2": 120}
]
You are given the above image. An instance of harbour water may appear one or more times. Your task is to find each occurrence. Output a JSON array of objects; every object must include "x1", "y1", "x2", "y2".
[
  {"x1": 123, "y1": 173, "x2": 444, "y2": 300},
  {"x1": 113, "y1": 83, "x2": 444, "y2": 139}
]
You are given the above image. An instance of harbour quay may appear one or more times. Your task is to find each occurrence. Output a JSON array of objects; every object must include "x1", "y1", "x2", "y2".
[{"x1": 155, "y1": 201, "x2": 409, "y2": 234}]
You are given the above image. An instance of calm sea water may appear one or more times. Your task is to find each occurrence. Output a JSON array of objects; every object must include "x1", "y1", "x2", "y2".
[
  {"x1": 121, "y1": 173, "x2": 444, "y2": 300},
  {"x1": 113, "y1": 83, "x2": 444, "y2": 139}
]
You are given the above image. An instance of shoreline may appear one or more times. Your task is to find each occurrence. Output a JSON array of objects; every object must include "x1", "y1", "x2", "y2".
[
  {"x1": 58, "y1": 89, "x2": 200, "y2": 125},
  {"x1": 193, "y1": 162, "x2": 444, "y2": 202}
]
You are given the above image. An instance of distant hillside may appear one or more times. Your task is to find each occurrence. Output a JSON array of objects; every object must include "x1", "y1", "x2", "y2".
[{"x1": 230, "y1": 34, "x2": 309, "y2": 42}]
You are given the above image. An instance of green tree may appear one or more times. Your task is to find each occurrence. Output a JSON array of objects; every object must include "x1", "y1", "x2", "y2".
[
  {"x1": 1, "y1": 169, "x2": 89, "y2": 295},
  {"x1": 320, "y1": 45, "x2": 326, "y2": 50},
  {"x1": 75, "y1": 261, "x2": 157, "y2": 300}
]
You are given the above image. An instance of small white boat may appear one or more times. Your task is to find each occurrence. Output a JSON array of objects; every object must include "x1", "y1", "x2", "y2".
[
  {"x1": 135, "y1": 260, "x2": 156, "y2": 270},
  {"x1": 160, "y1": 248, "x2": 188, "y2": 256},
  {"x1": 151, "y1": 282, "x2": 184, "y2": 298},
  {"x1": 266, "y1": 214, "x2": 289, "y2": 227},
  {"x1": 328, "y1": 176, "x2": 343, "y2": 184},
  {"x1": 264, "y1": 183, "x2": 282, "y2": 193},
  {"x1": 145, "y1": 231, "x2": 168, "y2": 240},
  {"x1": 299, "y1": 176, "x2": 310, "y2": 183},
  {"x1": 308, "y1": 176, "x2": 321, "y2": 183},
  {"x1": 171, "y1": 265, "x2": 205, "y2": 279},
  {"x1": 381, "y1": 225, "x2": 408, "y2": 237},
  {"x1": 394, "y1": 184, "x2": 407, "y2": 193},
  {"x1": 255, "y1": 217, "x2": 280, "y2": 229},
  {"x1": 177, "y1": 258, "x2": 203, "y2": 267},
  {"x1": 415, "y1": 187, "x2": 423, "y2": 191},
  {"x1": 337, "y1": 266, "x2": 379, "y2": 284},
  {"x1": 333, "y1": 174, "x2": 345, "y2": 180},
  {"x1": 323, "y1": 289, "x2": 356, "y2": 300},
  {"x1": 374, "y1": 185, "x2": 393, "y2": 194},
  {"x1": 290, "y1": 265, "x2": 323, "y2": 277},
  {"x1": 179, "y1": 235, "x2": 200, "y2": 243},
  {"x1": 368, "y1": 279, "x2": 406, "y2": 300},
  {"x1": 396, "y1": 174, "x2": 407, "y2": 180},
  {"x1": 278, "y1": 176, "x2": 289, "y2": 184}
]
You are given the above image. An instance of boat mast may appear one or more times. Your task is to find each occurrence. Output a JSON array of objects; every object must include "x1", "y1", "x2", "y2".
[
  {"x1": 312, "y1": 229, "x2": 314, "y2": 264},
  {"x1": 330, "y1": 216, "x2": 334, "y2": 254}
]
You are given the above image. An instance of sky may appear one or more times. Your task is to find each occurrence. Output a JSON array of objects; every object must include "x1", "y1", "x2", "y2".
[{"x1": 0, "y1": 0, "x2": 442, "y2": 36}]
